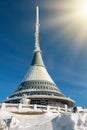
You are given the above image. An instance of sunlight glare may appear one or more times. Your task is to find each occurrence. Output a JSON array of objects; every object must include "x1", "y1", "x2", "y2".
[
  {"x1": 76, "y1": 1, "x2": 87, "y2": 19},
  {"x1": 43, "y1": 0, "x2": 87, "y2": 45}
]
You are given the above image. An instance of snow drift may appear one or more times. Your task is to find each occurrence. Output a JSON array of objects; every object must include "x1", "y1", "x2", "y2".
[
  {"x1": 0, "y1": 111, "x2": 20, "y2": 130},
  {"x1": 0, "y1": 110, "x2": 87, "y2": 130},
  {"x1": 52, "y1": 113, "x2": 87, "y2": 130}
]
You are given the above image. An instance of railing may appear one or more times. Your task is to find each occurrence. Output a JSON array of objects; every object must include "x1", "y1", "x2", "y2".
[{"x1": 0, "y1": 103, "x2": 86, "y2": 114}]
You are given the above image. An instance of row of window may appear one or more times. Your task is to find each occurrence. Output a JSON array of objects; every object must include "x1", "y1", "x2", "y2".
[
  {"x1": 9, "y1": 92, "x2": 62, "y2": 98},
  {"x1": 18, "y1": 85, "x2": 58, "y2": 92},
  {"x1": 20, "y1": 81, "x2": 56, "y2": 87},
  {"x1": 31, "y1": 100, "x2": 65, "y2": 106}
]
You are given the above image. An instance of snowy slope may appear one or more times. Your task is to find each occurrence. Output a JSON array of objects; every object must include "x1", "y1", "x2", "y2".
[{"x1": 0, "y1": 110, "x2": 87, "y2": 130}]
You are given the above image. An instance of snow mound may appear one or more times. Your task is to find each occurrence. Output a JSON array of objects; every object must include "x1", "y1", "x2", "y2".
[
  {"x1": 0, "y1": 111, "x2": 20, "y2": 130},
  {"x1": 0, "y1": 118, "x2": 8, "y2": 130},
  {"x1": 52, "y1": 113, "x2": 87, "y2": 130},
  {"x1": 0, "y1": 110, "x2": 87, "y2": 130}
]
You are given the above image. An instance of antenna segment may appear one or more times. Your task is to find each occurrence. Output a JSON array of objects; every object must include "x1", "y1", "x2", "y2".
[
  {"x1": 36, "y1": 6, "x2": 39, "y2": 24},
  {"x1": 34, "y1": 6, "x2": 41, "y2": 52}
]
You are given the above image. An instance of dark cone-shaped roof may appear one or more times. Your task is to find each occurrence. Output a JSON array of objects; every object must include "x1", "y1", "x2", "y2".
[{"x1": 31, "y1": 52, "x2": 44, "y2": 66}]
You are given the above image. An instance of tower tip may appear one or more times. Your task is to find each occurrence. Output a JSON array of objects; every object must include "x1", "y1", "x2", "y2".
[
  {"x1": 36, "y1": 6, "x2": 39, "y2": 24},
  {"x1": 36, "y1": 6, "x2": 39, "y2": 8}
]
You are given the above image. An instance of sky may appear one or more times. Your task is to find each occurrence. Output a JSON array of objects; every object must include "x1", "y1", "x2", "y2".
[{"x1": 0, "y1": 0, "x2": 87, "y2": 107}]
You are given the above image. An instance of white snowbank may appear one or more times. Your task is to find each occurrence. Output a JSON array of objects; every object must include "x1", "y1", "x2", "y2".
[
  {"x1": 0, "y1": 110, "x2": 87, "y2": 130},
  {"x1": 0, "y1": 110, "x2": 20, "y2": 130},
  {"x1": 0, "y1": 117, "x2": 7, "y2": 130},
  {"x1": 52, "y1": 113, "x2": 87, "y2": 130}
]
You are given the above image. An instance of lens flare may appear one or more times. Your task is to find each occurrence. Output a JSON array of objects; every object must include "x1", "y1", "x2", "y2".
[
  {"x1": 80, "y1": 4, "x2": 87, "y2": 17},
  {"x1": 43, "y1": 0, "x2": 87, "y2": 45},
  {"x1": 75, "y1": 1, "x2": 87, "y2": 20}
]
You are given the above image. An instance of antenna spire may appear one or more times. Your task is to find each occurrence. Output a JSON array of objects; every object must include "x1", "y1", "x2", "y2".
[
  {"x1": 34, "y1": 6, "x2": 41, "y2": 53},
  {"x1": 36, "y1": 6, "x2": 39, "y2": 24}
]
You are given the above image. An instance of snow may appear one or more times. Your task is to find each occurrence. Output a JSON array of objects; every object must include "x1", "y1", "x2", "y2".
[
  {"x1": 0, "y1": 110, "x2": 87, "y2": 130},
  {"x1": 52, "y1": 113, "x2": 87, "y2": 130}
]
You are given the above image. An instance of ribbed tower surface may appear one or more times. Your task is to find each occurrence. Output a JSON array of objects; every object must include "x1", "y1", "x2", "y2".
[{"x1": 5, "y1": 7, "x2": 75, "y2": 107}]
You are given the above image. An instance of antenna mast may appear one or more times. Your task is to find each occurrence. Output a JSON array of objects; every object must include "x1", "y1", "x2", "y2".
[{"x1": 34, "y1": 6, "x2": 41, "y2": 52}]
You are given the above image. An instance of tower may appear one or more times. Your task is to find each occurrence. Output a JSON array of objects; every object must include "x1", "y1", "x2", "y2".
[{"x1": 5, "y1": 6, "x2": 75, "y2": 107}]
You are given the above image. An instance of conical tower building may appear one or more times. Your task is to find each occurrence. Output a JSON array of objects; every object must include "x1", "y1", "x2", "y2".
[{"x1": 5, "y1": 7, "x2": 75, "y2": 107}]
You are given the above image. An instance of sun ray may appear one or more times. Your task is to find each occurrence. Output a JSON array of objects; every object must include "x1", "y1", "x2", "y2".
[{"x1": 43, "y1": 0, "x2": 87, "y2": 46}]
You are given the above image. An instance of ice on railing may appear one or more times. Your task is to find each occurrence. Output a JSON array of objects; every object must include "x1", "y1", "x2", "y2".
[{"x1": 0, "y1": 103, "x2": 87, "y2": 114}]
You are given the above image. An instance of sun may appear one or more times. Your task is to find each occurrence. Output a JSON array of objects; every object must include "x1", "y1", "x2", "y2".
[
  {"x1": 81, "y1": 4, "x2": 87, "y2": 16},
  {"x1": 44, "y1": 0, "x2": 87, "y2": 45},
  {"x1": 75, "y1": 1, "x2": 87, "y2": 19}
]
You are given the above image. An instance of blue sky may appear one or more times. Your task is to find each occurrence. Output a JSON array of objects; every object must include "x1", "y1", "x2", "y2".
[{"x1": 0, "y1": 0, "x2": 87, "y2": 107}]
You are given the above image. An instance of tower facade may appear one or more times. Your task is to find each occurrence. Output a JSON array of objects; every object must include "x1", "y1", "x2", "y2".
[{"x1": 5, "y1": 7, "x2": 75, "y2": 107}]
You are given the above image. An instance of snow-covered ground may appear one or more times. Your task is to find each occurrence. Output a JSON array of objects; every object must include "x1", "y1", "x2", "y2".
[{"x1": 0, "y1": 110, "x2": 87, "y2": 130}]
